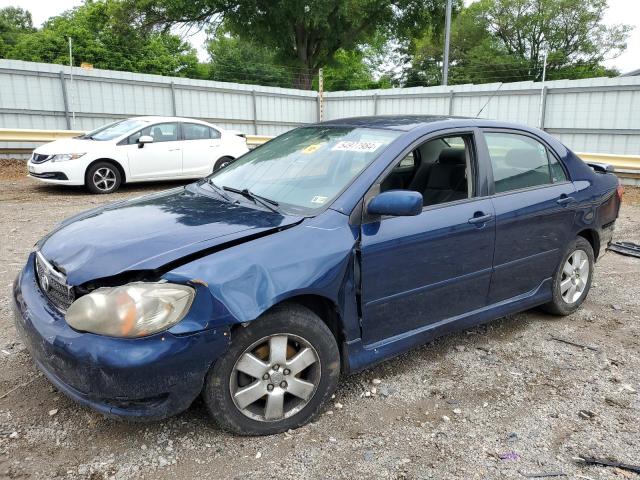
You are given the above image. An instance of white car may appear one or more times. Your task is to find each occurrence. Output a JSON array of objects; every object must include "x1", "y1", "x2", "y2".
[{"x1": 27, "y1": 116, "x2": 250, "y2": 194}]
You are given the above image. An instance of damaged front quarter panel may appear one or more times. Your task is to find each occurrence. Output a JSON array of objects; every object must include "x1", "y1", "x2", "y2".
[{"x1": 163, "y1": 209, "x2": 362, "y2": 340}]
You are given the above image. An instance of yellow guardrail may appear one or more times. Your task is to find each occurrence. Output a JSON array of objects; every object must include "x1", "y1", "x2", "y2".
[
  {"x1": 245, "y1": 135, "x2": 273, "y2": 146},
  {"x1": 0, "y1": 128, "x2": 84, "y2": 142},
  {"x1": 575, "y1": 152, "x2": 640, "y2": 177}
]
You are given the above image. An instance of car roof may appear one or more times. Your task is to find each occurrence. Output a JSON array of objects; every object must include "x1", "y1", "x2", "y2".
[
  {"x1": 128, "y1": 116, "x2": 214, "y2": 125},
  {"x1": 318, "y1": 115, "x2": 527, "y2": 132}
]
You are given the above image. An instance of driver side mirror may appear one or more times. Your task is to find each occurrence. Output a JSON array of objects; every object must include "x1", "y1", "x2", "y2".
[
  {"x1": 137, "y1": 135, "x2": 154, "y2": 148},
  {"x1": 367, "y1": 190, "x2": 423, "y2": 217}
]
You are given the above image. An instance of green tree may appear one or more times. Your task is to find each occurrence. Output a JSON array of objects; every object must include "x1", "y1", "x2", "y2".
[
  {"x1": 321, "y1": 47, "x2": 393, "y2": 91},
  {"x1": 206, "y1": 31, "x2": 295, "y2": 87},
  {"x1": 6, "y1": 0, "x2": 199, "y2": 77},
  {"x1": 129, "y1": 0, "x2": 444, "y2": 89},
  {"x1": 206, "y1": 27, "x2": 395, "y2": 90},
  {"x1": 405, "y1": 0, "x2": 631, "y2": 86},
  {"x1": 0, "y1": 7, "x2": 35, "y2": 57}
]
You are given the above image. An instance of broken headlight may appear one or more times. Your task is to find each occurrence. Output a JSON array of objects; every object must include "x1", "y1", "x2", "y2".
[{"x1": 65, "y1": 282, "x2": 194, "y2": 338}]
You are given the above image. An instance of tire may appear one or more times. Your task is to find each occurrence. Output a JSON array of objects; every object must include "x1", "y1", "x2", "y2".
[
  {"x1": 541, "y1": 236, "x2": 594, "y2": 316},
  {"x1": 203, "y1": 304, "x2": 340, "y2": 435},
  {"x1": 213, "y1": 156, "x2": 234, "y2": 173},
  {"x1": 86, "y1": 161, "x2": 122, "y2": 194}
]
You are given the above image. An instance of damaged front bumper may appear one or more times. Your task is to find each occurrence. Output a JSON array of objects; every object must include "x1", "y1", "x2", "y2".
[{"x1": 12, "y1": 254, "x2": 229, "y2": 420}]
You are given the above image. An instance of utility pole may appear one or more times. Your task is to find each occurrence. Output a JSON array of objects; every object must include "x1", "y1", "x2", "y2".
[
  {"x1": 318, "y1": 67, "x2": 324, "y2": 122},
  {"x1": 68, "y1": 37, "x2": 76, "y2": 128},
  {"x1": 538, "y1": 50, "x2": 548, "y2": 129},
  {"x1": 442, "y1": 0, "x2": 453, "y2": 86}
]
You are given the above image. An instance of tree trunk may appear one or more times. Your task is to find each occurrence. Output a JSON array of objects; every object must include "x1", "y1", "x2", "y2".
[
  {"x1": 292, "y1": 24, "x2": 315, "y2": 90},
  {"x1": 294, "y1": 68, "x2": 314, "y2": 90}
]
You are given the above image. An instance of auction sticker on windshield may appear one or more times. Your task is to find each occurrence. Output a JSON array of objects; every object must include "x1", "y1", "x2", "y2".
[
  {"x1": 302, "y1": 143, "x2": 325, "y2": 154},
  {"x1": 310, "y1": 196, "x2": 328, "y2": 204},
  {"x1": 331, "y1": 141, "x2": 383, "y2": 153}
]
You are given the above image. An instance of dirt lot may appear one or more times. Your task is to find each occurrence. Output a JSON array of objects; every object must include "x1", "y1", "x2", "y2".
[{"x1": 0, "y1": 163, "x2": 638, "y2": 479}]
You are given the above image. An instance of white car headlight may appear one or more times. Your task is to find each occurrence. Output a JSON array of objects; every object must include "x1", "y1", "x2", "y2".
[
  {"x1": 50, "y1": 153, "x2": 86, "y2": 162},
  {"x1": 65, "y1": 282, "x2": 195, "y2": 338}
]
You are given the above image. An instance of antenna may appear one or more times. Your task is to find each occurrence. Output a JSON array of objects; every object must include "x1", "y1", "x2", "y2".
[{"x1": 475, "y1": 82, "x2": 504, "y2": 118}]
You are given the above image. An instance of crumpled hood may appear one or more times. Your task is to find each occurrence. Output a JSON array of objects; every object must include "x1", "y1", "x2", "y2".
[{"x1": 39, "y1": 185, "x2": 303, "y2": 285}]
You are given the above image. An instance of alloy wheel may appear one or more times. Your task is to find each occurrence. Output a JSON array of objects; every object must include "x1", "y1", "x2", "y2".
[
  {"x1": 560, "y1": 249, "x2": 590, "y2": 304},
  {"x1": 229, "y1": 333, "x2": 321, "y2": 422},
  {"x1": 93, "y1": 167, "x2": 117, "y2": 192}
]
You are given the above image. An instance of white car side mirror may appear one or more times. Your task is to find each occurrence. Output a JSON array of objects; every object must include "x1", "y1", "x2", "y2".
[{"x1": 138, "y1": 135, "x2": 154, "y2": 148}]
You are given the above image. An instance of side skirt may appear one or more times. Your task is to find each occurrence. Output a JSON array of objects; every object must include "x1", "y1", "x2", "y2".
[{"x1": 343, "y1": 278, "x2": 553, "y2": 373}]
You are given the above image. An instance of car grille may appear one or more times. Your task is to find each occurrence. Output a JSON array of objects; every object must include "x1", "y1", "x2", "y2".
[
  {"x1": 35, "y1": 253, "x2": 75, "y2": 311},
  {"x1": 31, "y1": 153, "x2": 52, "y2": 164}
]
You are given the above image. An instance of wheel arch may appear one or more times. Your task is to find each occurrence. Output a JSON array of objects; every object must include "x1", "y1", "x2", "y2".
[
  {"x1": 232, "y1": 293, "x2": 348, "y2": 371},
  {"x1": 213, "y1": 155, "x2": 235, "y2": 172},
  {"x1": 576, "y1": 228, "x2": 600, "y2": 260},
  {"x1": 86, "y1": 158, "x2": 127, "y2": 184}
]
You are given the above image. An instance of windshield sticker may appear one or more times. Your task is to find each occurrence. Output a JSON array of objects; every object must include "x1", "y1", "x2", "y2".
[
  {"x1": 311, "y1": 196, "x2": 328, "y2": 204},
  {"x1": 331, "y1": 141, "x2": 384, "y2": 153},
  {"x1": 302, "y1": 143, "x2": 325, "y2": 154}
]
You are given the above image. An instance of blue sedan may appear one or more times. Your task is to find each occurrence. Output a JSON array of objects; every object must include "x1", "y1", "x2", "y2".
[{"x1": 13, "y1": 115, "x2": 622, "y2": 435}]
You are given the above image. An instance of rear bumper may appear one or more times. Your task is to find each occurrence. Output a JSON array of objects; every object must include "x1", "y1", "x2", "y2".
[
  {"x1": 12, "y1": 254, "x2": 229, "y2": 420},
  {"x1": 601, "y1": 222, "x2": 615, "y2": 248},
  {"x1": 598, "y1": 221, "x2": 616, "y2": 260}
]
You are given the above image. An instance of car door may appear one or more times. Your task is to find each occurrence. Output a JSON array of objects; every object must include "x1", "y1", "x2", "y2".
[
  {"x1": 482, "y1": 129, "x2": 576, "y2": 304},
  {"x1": 180, "y1": 123, "x2": 222, "y2": 177},
  {"x1": 359, "y1": 130, "x2": 496, "y2": 346},
  {"x1": 122, "y1": 122, "x2": 182, "y2": 179}
]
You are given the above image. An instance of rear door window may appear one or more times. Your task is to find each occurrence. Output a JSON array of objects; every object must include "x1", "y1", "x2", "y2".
[
  {"x1": 484, "y1": 132, "x2": 567, "y2": 193},
  {"x1": 183, "y1": 123, "x2": 213, "y2": 140}
]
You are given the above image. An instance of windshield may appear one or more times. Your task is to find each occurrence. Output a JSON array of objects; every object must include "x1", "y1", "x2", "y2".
[
  {"x1": 208, "y1": 126, "x2": 401, "y2": 214},
  {"x1": 80, "y1": 119, "x2": 149, "y2": 141}
]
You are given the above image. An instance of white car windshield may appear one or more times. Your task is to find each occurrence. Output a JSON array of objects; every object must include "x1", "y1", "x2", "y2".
[
  {"x1": 78, "y1": 119, "x2": 149, "y2": 141},
  {"x1": 208, "y1": 126, "x2": 401, "y2": 214}
]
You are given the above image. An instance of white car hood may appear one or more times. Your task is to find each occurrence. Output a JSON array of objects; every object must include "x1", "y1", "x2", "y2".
[{"x1": 33, "y1": 138, "x2": 111, "y2": 155}]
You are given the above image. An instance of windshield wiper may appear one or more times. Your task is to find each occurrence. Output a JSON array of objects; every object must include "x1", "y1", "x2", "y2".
[
  {"x1": 222, "y1": 186, "x2": 280, "y2": 213},
  {"x1": 206, "y1": 179, "x2": 233, "y2": 202}
]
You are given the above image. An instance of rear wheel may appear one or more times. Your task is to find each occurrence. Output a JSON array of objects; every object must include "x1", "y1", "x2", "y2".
[
  {"x1": 86, "y1": 161, "x2": 122, "y2": 194},
  {"x1": 203, "y1": 305, "x2": 340, "y2": 435},
  {"x1": 213, "y1": 156, "x2": 234, "y2": 173},
  {"x1": 541, "y1": 236, "x2": 594, "y2": 316}
]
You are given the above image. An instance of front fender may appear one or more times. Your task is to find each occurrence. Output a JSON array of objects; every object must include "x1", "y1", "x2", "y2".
[{"x1": 164, "y1": 209, "x2": 361, "y2": 340}]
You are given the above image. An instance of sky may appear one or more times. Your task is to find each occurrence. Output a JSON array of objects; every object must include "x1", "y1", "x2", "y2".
[{"x1": 2, "y1": 0, "x2": 639, "y2": 74}]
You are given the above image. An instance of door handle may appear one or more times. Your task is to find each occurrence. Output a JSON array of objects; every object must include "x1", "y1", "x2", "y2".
[
  {"x1": 468, "y1": 212, "x2": 493, "y2": 225},
  {"x1": 557, "y1": 195, "x2": 575, "y2": 206},
  {"x1": 168, "y1": 148, "x2": 181, "y2": 152}
]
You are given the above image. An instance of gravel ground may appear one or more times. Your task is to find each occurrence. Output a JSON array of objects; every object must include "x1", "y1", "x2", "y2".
[{"x1": 0, "y1": 163, "x2": 638, "y2": 479}]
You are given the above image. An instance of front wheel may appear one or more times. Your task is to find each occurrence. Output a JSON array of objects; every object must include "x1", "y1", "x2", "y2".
[
  {"x1": 203, "y1": 305, "x2": 340, "y2": 435},
  {"x1": 85, "y1": 161, "x2": 122, "y2": 194},
  {"x1": 541, "y1": 236, "x2": 594, "y2": 316}
]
